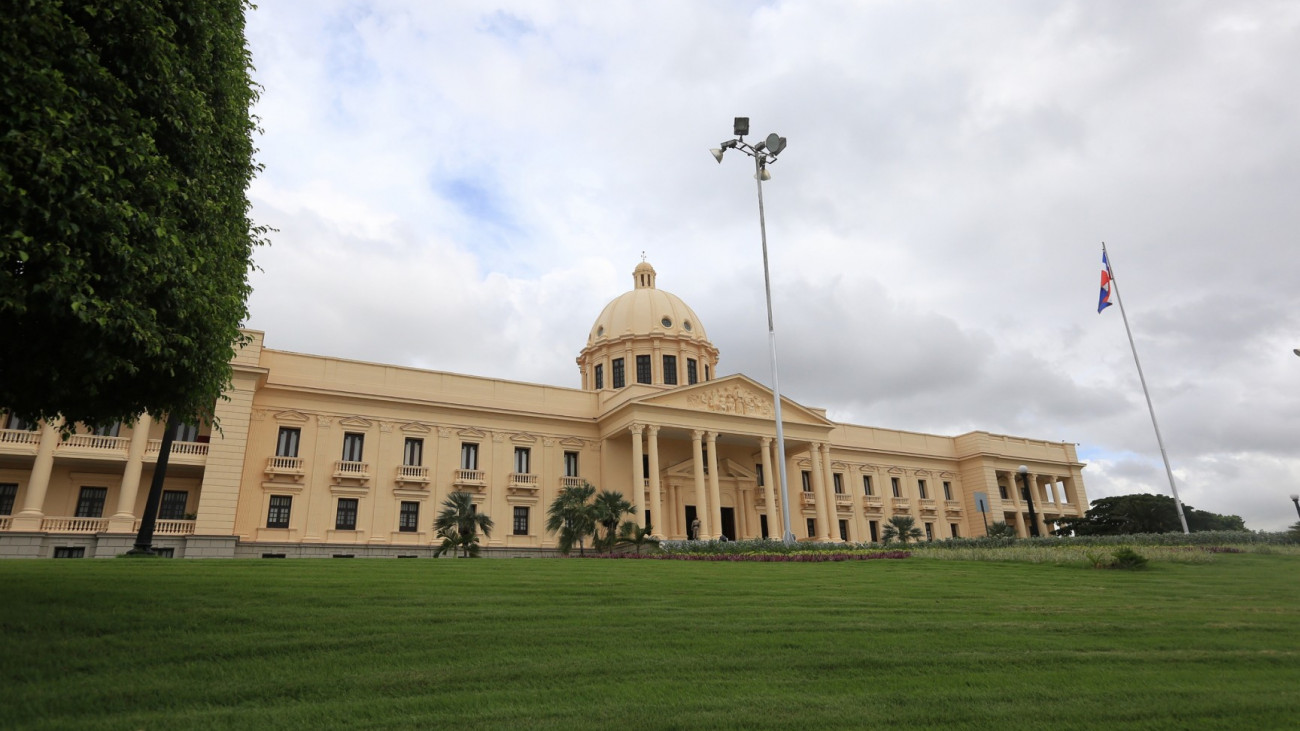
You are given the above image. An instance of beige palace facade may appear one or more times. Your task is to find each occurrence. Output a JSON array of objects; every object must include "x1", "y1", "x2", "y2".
[{"x1": 0, "y1": 262, "x2": 1087, "y2": 558}]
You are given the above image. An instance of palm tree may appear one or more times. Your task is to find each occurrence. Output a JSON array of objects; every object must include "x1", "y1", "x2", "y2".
[
  {"x1": 881, "y1": 514, "x2": 923, "y2": 545},
  {"x1": 546, "y1": 482, "x2": 597, "y2": 556},
  {"x1": 616, "y1": 520, "x2": 660, "y2": 555},
  {"x1": 592, "y1": 490, "x2": 635, "y2": 553},
  {"x1": 433, "y1": 491, "x2": 494, "y2": 557},
  {"x1": 986, "y1": 520, "x2": 1018, "y2": 539}
]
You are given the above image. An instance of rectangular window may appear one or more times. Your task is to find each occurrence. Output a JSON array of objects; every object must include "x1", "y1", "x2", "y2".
[
  {"x1": 863, "y1": 475, "x2": 873, "y2": 496},
  {"x1": 335, "y1": 498, "x2": 358, "y2": 530},
  {"x1": 950, "y1": 523, "x2": 960, "y2": 538},
  {"x1": 159, "y1": 490, "x2": 188, "y2": 520},
  {"x1": 276, "y1": 427, "x2": 300, "y2": 458},
  {"x1": 612, "y1": 358, "x2": 625, "y2": 389},
  {"x1": 801, "y1": 470, "x2": 811, "y2": 492},
  {"x1": 514, "y1": 447, "x2": 531, "y2": 474},
  {"x1": 399, "y1": 501, "x2": 419, "y2": 532},
  {"x1": 891, "y1": 477, "x2": 901, "y2": 498},
  {"x1": 838, "y1": 520, "x2": 848, "y2": 541},
  {"x1": 705, "y1": 364, "x2": 710, "y2": 381},
  {"x1": 267, "y1": 495, "x2": 292, "y2": 528},
  {"x1": 943, "y1": 481, "x2": 953, "y2": 501},
  {"x1": 999, "y1": 483, "x2": 1009, "y2": 500},
  {"x1": 917, "y1": 479, "x2": 928, "y2": 499},
  {"x1": 4, "y1": 414, "x2": 32, "y2": 430},
  {"x1": 563, "y1": 451, "x2": 579, "y2": 477},
  {"x1": 460, "y1": 443, "x2": 479, "y2": 470},
  {"x1": 663, "y1": 355, "x2": 678, "y2": 385},
  {"x1": 0, "y1": 483, "x2": 16, "y2": 515},
  {"x1": 173, "y1": 422, "x2": 200, "y2": 442},
  {"x1": 924, "y1": 522, "x2": 934, "y2": 541},
  {"x1": 594, "y1": 364, "x2": 604, "y2": 390},
  {"x1": 687, "y1": 358, "x2": 698, "y2": 385},
  {"x1": 93, "y1": 422, "x2": 121, "y2": 437},
  {"x1": 403, "y1": 438, "x2": 424, "y2": 466},
  {"x1": 869, "y1": 520, "x2": 879, "y2": 543},
  {"x1": 342, "y1": 432, "x2": 364, "y2": 462},
  {"x1": 806, "y1": 518, "x2": 816, "y2": 538},
  {"x1": 74, "y1": 487, "x2": 107, "y2": 518},
  {"x1": 53, "y1": 547, "x2": 86, "y2": 558},
  {"x1": 635, "y1": 354, "x2": 652, "y2": 384},
  {"x1": 833, "y1": 473, "x2": 844, "y2": 494},
  {"x1": 513, "y1": 506, "x2": 529, "y2": 536},
  {"x1": 755, "y1": 464, "x2": 764, "y2": 487},
  {"x1": 760, "y1": 514, "x2": 769, "y2": 539}
]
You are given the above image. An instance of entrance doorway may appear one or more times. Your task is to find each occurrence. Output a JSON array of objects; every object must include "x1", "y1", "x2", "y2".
[
  {"x1": 684, "y1": 505, "x2": 698, "y2": 540},
  {"x1": 759, "y1": 514, "x2": 769, "y2": 539},
  {"x1": 720, "y1": 507, "x2": 736, "y2": 541}
]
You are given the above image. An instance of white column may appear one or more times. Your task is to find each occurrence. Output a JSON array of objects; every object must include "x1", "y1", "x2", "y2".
[
  {"x1": 809, "y1": 444, "x2": 831, "y2": 540},
  {"x1": 821, "y1": 444, "x2": 840, "y2": 541},
  {"x1": 691, "y1": 430, "x2": 708, "y2": 539},
  {"x1": 629, "y1": 424, "x2": 645, "y2": 528},
  {"x1": 647, "y1": 426, "x2": 663, "y2": 537},
  {"x1": 109, "y1": 413, "x2": 154, "y2": 531},
  {"x1": 706, "y1": 431, "x2": 722, "y2": 539},
  {"x1": 760, "y1": 437, "x2": 778, "y2": 539},
  {"x1": 12, "y1": 419, "x2": 61, "y2": 530}
]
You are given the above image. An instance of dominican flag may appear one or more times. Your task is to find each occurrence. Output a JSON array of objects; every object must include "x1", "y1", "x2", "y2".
[{"x1": 1097, "y1": 250, "x2": 1113, "y2": 313}]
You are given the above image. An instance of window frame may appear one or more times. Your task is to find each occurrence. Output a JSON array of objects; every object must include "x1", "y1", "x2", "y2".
[
  {"x1": 335, "y1": 498, "x2": 359, "y2": 530},
  {"x1": 663, "y1": 355, "x2": 678, "y2": 385},
  {"x1": 513, "y1": 506, "x2": 529, "y2": 536},
  {"x1": 563, "y1": 451, "x2": 579, "y2": 478},
  {"x1": 687, "y1": 358, "x2": 698, "y2": 385},
  {"x1": 267, "y1": 495, "x2": 292, "y2": 528},
  {"x1": 460, "y1": 442, "x2": 479, "y2": 471},
  {"x1": 891, "y1": 477, "x2": 902, "y2": 498},
  {"x1": 943, "y1": 481, "x2": 953, "y2": 501},
  {"x1": 341, "y1": 432, "x2": 365, "y2": 462},
  {"x1": 612, "y1": 358, "x2": 626, "y2": 389},
  {"x1": 0, "y1": 483, "x2": 17, "y2": 515},
  {"x1": 276, "y1": 427, "x2": 301, "y2": 458},
  {"x1": 403, "y1": 437, "x2": 424, "y2": 467},
  {"x1": 635, "y1": 354, "x2": 652, "y2": 385},
  {"x1": 594, "y1": 364, "x2": 604, "y2": 390},
  {"x1": 514, "y1": 447, "x2": 531, "y2": 474},
  {"x1": 158, "y1": 490, "x2": 189, "y2": 520},
  {"x1": 863, "y1": 475, "x2": 873, "y2": 496},
  {"x1": 833, "y1": 473, "x2": 844, "y2": 494},
  {"x1": 399, "y1": 501, "x2": 419, "y2": 532},
  {"x1": 917, "y1": 479, "x2": 928, "y2": 499},
  {"x1": 74, "y1": 486, "x2": 107, "y2": 518}
]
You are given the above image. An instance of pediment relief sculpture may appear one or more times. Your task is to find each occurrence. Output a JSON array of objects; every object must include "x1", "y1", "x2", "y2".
[{"x1": 684, "y1": 384, "x2": 773, "y2": 418}]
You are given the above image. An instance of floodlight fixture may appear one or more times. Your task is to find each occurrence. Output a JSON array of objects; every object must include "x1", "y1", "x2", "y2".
[
  {"x1": 734, "y1": 117, "x2": 749, "y2": 136},
  {"x1": 766, "y1": 133, "x2": 787, "y2": 156},
  {"x1": 755, "y1": 167, "x2": 771, "y2": 181},
  {"x1": 710, "y1": 148, "x2": 725, "y2": 163}
]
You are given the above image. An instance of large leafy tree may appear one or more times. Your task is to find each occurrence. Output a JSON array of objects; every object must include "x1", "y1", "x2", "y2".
[
  {"x1": 1, "y1": 1, "x2": 265, "y2": 429},
  {"x1": 881, "y1": 514, "x2": 923, "y2": 545},
  {"x1": 433, "y1": 491, "x2": 494, "y2": 558},
  {"x1": 1052, "y1": 494, "x2": 1246, "y2": 536},
  {"x1": 545, "y1": 482, "x2": 597, "y2": 556}
]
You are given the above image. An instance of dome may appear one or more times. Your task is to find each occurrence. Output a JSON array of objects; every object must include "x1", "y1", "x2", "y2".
[{"x1": 587, "y1": 262, "x2": 709, "y2": 344}]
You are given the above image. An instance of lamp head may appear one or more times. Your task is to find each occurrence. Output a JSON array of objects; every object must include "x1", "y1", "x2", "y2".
[
  {"x1": 733, "y1": 117, "x2": 749, "y2": 137},
  {"x1": 765, "y1": 133, "x2": 787, "y2": 156},
  {"x1": 710, "y1": 148, "x2": 725, "y2": 163},
  {"x1": 1291, "y1": 494, "x2": 1299, "y2": 501},
  {"x1": 754, "y1": 167, "x2": 771, "y2": 181},
  {"x1": 1018, "y1": 465, "x2": 1028, "y2": 475}
]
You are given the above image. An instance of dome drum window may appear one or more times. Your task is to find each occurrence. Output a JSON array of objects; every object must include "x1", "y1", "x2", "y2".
[{"x1": 661, "y1": 317, "x2": 672, "y2": 328}]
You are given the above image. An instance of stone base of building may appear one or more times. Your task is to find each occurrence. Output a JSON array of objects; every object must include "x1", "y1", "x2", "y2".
[{"x1": 0, "y1": 532, "x2": 562, "y2": 559}]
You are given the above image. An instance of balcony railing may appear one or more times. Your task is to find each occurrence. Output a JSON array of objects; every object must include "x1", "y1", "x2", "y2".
[
  {"x1": 333, "y1": 460, "x2": 370, "y2": 481},
  {"x1": 835, "y1": 494, "x2": 854, "y2": 507},
  {"x1": 453, "y1": 469, "x2": 486, "y2": 489},
  {"x1": 863, "y1": 496, "x2": 883, "y2": 510},
  {"x1": 0, "y1": 428, "x2": 41, "y2": 451},
  {"x1": 133, "y1": 519, "x2": 196, "y2": 535},
  {"x1": 918, "y1": 499, "x2": 937, "y2": 512},
  {"x1": 892, "y1": 498, "x2": 911, "y2": 511},
  {"x1": 58, "y1": 434, "x2": 130, "y2": 454},
  {"x1": 559, "y1": 476, "x2": 585, "y2": 489},
  {"x1": 146, "y1": 439, "x2": 209, "y2": 457},
  {"x1": 41, "y1": 517, "x2": 108, "y2": 533},
  {"x1": 395, "y1": 465, "x2": 430, "y2": 483},
  {"x1": 945, "y1": 500, "x2": 963, "y2": 512},
  {"x1": 508, "y1": 473, "x2": 539, "y2": 492},
  {"x1": 266, "y1": 456, "x2": 305, "y2": 478},
  {"x1": 800, "y1": 491, "x2": 816, "y2": 506}
]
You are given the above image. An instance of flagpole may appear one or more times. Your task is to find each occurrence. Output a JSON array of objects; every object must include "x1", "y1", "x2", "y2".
[{"x1": 1103, "y1": 242, "x2": 1190, "y2": 534}]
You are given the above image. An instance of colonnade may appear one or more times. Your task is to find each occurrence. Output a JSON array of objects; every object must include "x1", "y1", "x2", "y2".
[{"x1": 995, "y1": 468, "x2": 1084, "y2": 537}]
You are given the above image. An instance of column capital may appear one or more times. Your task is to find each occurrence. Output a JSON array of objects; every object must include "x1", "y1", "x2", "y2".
[
  {"x1": 760, "y1": 436, "x2": 772, "y2": 447},
  {"x1": 705, "y1": 431, "x2": 718, "y2": 443},
  {"x1": 646, "y1": 424, "x2": 660, "y2": 436},
  {"x1": 691, "y1": 429, "x2": 704, "y2": 441},
  {"x1": 629, "y1": 423, "x2": 645, "y2": 436}
]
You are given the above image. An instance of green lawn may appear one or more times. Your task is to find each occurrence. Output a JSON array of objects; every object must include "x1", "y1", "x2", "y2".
[{"x1": 3, "y1": 554, "x2": 1299, "y2": 729}]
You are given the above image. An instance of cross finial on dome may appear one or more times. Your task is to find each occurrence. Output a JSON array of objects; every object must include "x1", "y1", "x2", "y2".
[{"x1": 641, "y1": 250, "x2": 646, "y2": 262}]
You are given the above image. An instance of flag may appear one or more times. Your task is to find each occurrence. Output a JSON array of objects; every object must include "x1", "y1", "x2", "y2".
[{"x1": 1097, "y1": 250, "x2": 1113, "y2": 313}]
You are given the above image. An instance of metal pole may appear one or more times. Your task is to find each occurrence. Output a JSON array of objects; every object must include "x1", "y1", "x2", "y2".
[
  {"x1": 1290, "y1": 495, "x2": 1300, "y2": 520},
  {"x1": 1019, "y1": 468, "x2": 1040, "y2": 538},
  {"x1": 754, "y1": 156, "x2": 796, "y2": 545},
  {"x1": 128, "y1": 413, "x2": 180, "y2": 554},
  {"x1": 1104, "y1": 243, "x2": 1190, "y2": 534}
]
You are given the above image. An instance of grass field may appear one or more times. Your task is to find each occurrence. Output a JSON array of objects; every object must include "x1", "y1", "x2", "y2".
[{"x1": 3, "y1": 553, "x2": 1299, "y2": 729}]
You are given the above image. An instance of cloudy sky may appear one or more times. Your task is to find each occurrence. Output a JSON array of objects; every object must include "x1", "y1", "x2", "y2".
[{"x1": 242, "y1": 1, "x2": 1300, "y2": 531}]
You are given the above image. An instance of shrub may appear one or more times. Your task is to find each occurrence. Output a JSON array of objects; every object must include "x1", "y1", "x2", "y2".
[{"x1": 1111, "y1": 547, "x2": 1148, "y2": 570}]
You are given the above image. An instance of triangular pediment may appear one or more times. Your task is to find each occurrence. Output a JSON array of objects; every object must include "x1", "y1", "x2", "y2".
[
  {"x1": 274, "y1": 410, "x2": 310, "y2": 423},
  {"x1": 510, "y1": 432, "x2": 538, "y2": 444},
  {"x1": 627, "y1": 374, "x2": 833, "y2": 426},
  {"x1": 338, "y1": 416, "x2": 373, "y2": 429},
  {"x1": 400, "y1": 422, "x2": 431, "y2": 434},
  {"x1": 457, "y1": 427, "x2": 488, "y2": 440},
  {"x1": 663, "y1": 457, "x2": 757, "y2": 481},
  {"x1": 559, "y1": 437, "x2": 585, "y2": 448}
]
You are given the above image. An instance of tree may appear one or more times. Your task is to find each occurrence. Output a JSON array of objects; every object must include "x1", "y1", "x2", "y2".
[
  {"x1": 985, "y1": 521, "x2": 1018, "y2": 539},
  {"x1": 433, "y1": 491, "x2": 493, "y2": 558},
  {"x1": 592, "y1": 490, "x2": 635, "y2": 552},
  {"x1": 546, "y1": 482, "x2": 597, "y2": 556},
  {"x1": 1052, "y1": 494, "x2": 1246, "y2": 536},
  {"x1": 615, "y1": 520, "x2": 659, "y2": 556},
  {"x1": 1, "y1": 1, "x2": 266, "y2": 430},
  {"x1": 881, "y1": 514, "x2": 923, "y2": 545}
]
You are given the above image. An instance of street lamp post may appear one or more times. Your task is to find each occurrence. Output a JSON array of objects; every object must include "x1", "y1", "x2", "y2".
[
  {"x1": 711, "y1": 117, "x2": 795, "y2": 545},
  {"x1": 1290, "y1": 494, "x2": 1300, "y2": 520},
  {"x1": 1018, "y1": 465, "x2": 1041, "y2": 538}
]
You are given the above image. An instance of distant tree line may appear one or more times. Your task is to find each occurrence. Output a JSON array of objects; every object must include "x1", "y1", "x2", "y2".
[{"x1": 1052, "y1": 493, "x2": 1245, "y2": 536}]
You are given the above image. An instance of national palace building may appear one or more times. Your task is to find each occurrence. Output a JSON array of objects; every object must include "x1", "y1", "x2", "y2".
[{"x1": 0, "y1": 261, "x2": 1088, "y2": 558}]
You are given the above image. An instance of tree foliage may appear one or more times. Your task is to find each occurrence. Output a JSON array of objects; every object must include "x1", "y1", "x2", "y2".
[
  {"x1": 545, "y1": 482, "x2": 597, "y2": 556},
  {"x1": 433, "y1": 491, "x2": 493, "y2": 558},
  {"x1": 985, "y1": 520, "x2": 1018, "y2": 539},
  {"x1": 1, "y1": 1, "x2": 265, "y2": 429},
  {"x1": 591, "y1": 490, "x2": 635, "y2": 552},
  {"x1": 1052, "y1": 493, "x2": 1246, "y2": 536},
  {"x1": 881, "y1": 514, "x2": 923, "y2": 545}
]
